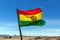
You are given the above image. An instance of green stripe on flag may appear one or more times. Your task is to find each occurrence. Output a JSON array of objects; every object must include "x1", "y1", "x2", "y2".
[{"x1": 20, "y1": 20, "x2": 45, "y2": 27}]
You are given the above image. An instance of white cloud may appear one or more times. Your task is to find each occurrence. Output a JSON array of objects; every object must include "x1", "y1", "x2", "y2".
[
  {"x1": 0, "y1": 31, "x2": 19, "y2": 36},
  {"x1": 0, "y1": 20, "x2": 60, "y2": 36},
  {"x1": 21, "y1": 20, "x2": 60, "y2": 36},
  {"x1": 22, "y1": 29, "x2": 60, "y2": 36},
  {"x1": 0, "y1": 22, "x2": 19, "y2": 35},
  {"x1": 45, "y1": 20, "x2": 60, "y2": 25},
  {"x1": 0, "y1": 22, "x2": 18, "y2": 27}
]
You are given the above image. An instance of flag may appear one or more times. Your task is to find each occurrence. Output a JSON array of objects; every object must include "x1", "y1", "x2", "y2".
[{"x1": 17, "y1": 8, "x2": 45, "y2": 27}]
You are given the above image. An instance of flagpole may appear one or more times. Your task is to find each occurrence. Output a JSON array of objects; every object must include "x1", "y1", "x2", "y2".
[{"x1": 16, "y1": 9, "x2": 23, "y2": 40}]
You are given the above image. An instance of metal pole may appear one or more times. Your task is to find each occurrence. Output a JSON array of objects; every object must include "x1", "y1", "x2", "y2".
[{"x1": 16, "y1": 9, "x2": 23, "y2": 40}]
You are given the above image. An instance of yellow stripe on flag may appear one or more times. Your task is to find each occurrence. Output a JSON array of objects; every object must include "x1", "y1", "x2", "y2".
[{"x1": 19, "y1": 12, "x2": 42, "y2": 21}]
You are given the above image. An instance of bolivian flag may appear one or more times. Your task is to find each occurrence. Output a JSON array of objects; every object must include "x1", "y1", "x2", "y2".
[{"x1": 17, "y1": 8, "x2": 45, "y2": 27}]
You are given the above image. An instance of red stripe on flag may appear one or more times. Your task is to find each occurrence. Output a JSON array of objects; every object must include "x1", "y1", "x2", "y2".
[{"x1": 18, "y1": 8, "x2": 42, "y2": 15}]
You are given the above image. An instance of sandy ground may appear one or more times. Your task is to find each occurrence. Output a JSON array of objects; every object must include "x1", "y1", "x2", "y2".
[{"x1": 0, "y1": 36, "x2": 60, "y2": 40}]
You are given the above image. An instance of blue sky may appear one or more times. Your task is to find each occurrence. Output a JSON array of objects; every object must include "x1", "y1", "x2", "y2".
[{"x1": 0, "y1": 0, "x2": 60, "y2": 36}]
